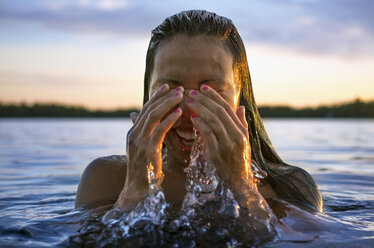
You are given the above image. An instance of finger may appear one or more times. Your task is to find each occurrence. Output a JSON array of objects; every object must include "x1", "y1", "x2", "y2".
[
  {"x1": 126, "y1": 112, "x2": 139, "y2": 139},
  {"x1": 149, "y1": 108, "x2": 182, "y2": 177},
  {"x1": 135, "y1": 83, "x2": 169, "y2": 125},
  {"x1": 150, "y1": 108, "x2": 182, "y2": 147},
  {"x1": 141, "y1": 90, "x2": 184, "y2": 137},
  {"x1": 186, "y1": 97, "x2": 231, "y2": 145},
  {"x1": 188, "y1": 90, "x2": 243, "y2": 140},
  {"x1": 236, "y1": 105, "x2": 248, "y2": 133},
  {"x1": 199, "y1": 84, "x2": 244, "y2": 129},
  {"x1": 190, "y1": 115, "x2": 219, "y2": 163},
  {"x1": 135, "y1": 86, "x2": 183, "y2": 134},
  {"x1": 130, "y1": 112, "x2": 139, "y2": 124}
]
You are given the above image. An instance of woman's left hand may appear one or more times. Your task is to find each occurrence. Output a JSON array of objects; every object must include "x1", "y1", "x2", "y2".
[
  {"x1": 186, "y1": 84, "x2": 253, "y2": 190},
  {"x1": 187, "y1": 85, "x2": 277, "y2": 224}
]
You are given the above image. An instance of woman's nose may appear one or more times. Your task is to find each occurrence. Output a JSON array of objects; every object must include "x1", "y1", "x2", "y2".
[
  {"x1": 179, "y1": 89, "x2": 196, "y2": 116},
  {"x1": 183, "y1": 89, "x2": 193, "y2": 97}
]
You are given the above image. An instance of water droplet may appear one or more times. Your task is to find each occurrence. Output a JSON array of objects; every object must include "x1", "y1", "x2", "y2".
[{"x1": 97, "y1": 125, "x2": 279, "y2": 246}]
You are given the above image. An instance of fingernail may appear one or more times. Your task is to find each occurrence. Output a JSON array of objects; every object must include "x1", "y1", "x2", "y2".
[
  {"x1": 191, "y1": 90, "x2": 199, "y2": 96},
  {"x1": 201, "y1": 85, "x2": 209, "y2": 91},
  {"x1": 174, "y1": 108, "x2": 181, "y2": 113},
  {"x1": 174, "y1": 86, "x2": 184, "y2": 91},
  {"x1": 187, "y1": 98, "x2": 194, "y2": 104},
  {"x1": 174, "y1": 92, "x2": 181, "y2": 97},
  {"x1": 160, "y1": 84, "x2": 168, "y2": 91},
  {"x1": 191, "y1": 114, "x2": 197, "y2": 118}
]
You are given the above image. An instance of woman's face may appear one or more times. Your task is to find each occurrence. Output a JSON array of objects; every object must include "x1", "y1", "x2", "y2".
[{"x1": 149, "y1": 35, "x2": 240, "y2": 163}]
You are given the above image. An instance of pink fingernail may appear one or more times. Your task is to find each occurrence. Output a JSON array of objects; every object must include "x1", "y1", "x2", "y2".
[
  {"x1": 202, "y1": 85, "x2": 209, "y2": 91},
  {"x1": 174, "y1": 86, "x2": 183, "y2": 91},
  {"x1": 187, "y1": 98, "x2": 194, "y2": 104},
  {"x1": 191, "y1": 90, "x2": 199, "y2": 95},
  {"x1": 174, "y1": 108, "x2": 181, "y2": 113},
  {"x1": 160, "y1": 84, "x2": 168, "y2": 91},
  {"x1": 174, "y1": 92, "x2": 181, "y2": 97},
  {"x1": 191, "y1": 114, "x2": 197, "y2": 118}
]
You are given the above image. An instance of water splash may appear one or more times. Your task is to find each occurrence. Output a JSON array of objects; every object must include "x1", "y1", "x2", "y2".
[
  {"x1": 178, "y1": 130, "x2": 279, "y2": 245},
  {"x1": 101, "y1": 162, "x2": 168, "y2": 241},
  {"x1": 74, "y1": 127, "x2": 279, "y2": 247},
  {"x1": 182, "y1": 128, "x2": 219, "y2": 211}
]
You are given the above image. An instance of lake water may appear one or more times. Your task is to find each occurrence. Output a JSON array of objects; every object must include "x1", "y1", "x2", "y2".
[{"x1": 0, "y1": 118, "x2": 373, "y2": 247}]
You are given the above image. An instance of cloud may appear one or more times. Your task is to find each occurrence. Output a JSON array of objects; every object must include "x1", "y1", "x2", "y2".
[
  {"x1": 0, "y1": 0, "x2": 164, "y2": 38},
  {"x1": 0, "y1": 0, "x2": 373, "y2": 57},
  {"x1": 234, "y1": 0, "x2": 374, "y2": 57}
]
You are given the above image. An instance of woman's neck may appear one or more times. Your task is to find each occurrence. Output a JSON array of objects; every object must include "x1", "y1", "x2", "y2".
[
  {"x1": 161, "y1": 150, "x2": 188, "y2": 205},
  {"x1": 163, "y1": 149, "x2": 189, "y2": 175}
]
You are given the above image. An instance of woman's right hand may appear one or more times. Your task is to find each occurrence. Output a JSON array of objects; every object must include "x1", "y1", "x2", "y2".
[{"x1": 114, "y1": 84, "x2": 184, "y2": 211}]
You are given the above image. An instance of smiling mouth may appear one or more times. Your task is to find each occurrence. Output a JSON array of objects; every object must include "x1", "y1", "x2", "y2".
[{"x1": 175, "y1": 129, "x2": 195, "y2": 148}]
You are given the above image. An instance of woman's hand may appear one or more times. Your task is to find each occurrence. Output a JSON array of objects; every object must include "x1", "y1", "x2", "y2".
[
  {"x1": 114, "y1": 84, "x2": 184, "y2": 211},
  {"x1": 186, "y1": 84, "x2": 252, "y2": 189},
  {"x1": 186, "y1": 85, "x2": 275, "y2": 220},
  {"x1": 187, "y1": 85, "x2": 277, "y2": 234}
]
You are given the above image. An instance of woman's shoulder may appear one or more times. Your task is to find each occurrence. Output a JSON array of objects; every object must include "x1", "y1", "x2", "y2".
[
  {"x1": 88, "y1": 155, "x2": 127, "y2": 169},
  {"x1": 75, "y1": 155, "x2": 127, "y2": 209},
  {"x1": 82, "y1": 155, "x2": 127, "y2": 182}
]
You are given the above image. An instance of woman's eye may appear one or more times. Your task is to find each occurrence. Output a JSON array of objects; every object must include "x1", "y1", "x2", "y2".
[{"x1": 214, "y1": 88, "x2": 225, "y2": 93}]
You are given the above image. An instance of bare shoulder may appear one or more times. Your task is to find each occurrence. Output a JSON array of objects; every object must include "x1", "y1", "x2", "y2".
[{"x1": 75, "y1": 155, "x2": 127, "y2": 209}]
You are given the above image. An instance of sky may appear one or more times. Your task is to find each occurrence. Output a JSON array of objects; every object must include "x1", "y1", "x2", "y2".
[{"x1": 0, "y1": 0, "x2": 373, "y2": 109}]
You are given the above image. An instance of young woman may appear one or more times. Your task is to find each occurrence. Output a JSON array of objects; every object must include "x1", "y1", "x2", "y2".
[{"x1": 75, "y1": 10, "x2": 323, "y2": 218}]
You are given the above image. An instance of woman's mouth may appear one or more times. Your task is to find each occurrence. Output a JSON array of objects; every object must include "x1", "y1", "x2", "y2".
[{"x1": 175, "y1": 129, "x2": 195, "y2": 150}]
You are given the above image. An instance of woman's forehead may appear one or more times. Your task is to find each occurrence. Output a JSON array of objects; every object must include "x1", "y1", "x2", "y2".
[
  {"x1": 151, "y1": 35, "x2": 233, "y2": 82},
  {"x1": 156, "y1": 35, "x2": 231, "y2": 62}
]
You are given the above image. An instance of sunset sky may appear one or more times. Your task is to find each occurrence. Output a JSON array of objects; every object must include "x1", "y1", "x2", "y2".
[{"x1": 0, "y1": 0, "x2": 373, "y2": 109}]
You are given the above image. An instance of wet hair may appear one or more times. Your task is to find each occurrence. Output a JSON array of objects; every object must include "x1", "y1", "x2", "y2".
[{"x1": 142, "y1": 10, "x2": 323, "y2": 213}]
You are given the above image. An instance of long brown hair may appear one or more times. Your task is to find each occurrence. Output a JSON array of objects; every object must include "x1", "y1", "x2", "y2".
[{"x1": 142, "y1": 10, "x2": 323, "y2": 213}]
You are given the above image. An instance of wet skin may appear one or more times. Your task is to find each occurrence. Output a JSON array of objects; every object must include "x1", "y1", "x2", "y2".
[
  {"x1": 111, "y1": 35, "x2": 275, "y2": 214},
  {"x1": 75, "y1": 35, "x2": 324, "y2": 237},
  {"x1": 75, "y1": 35, "x2": 277, "y2": 214}
]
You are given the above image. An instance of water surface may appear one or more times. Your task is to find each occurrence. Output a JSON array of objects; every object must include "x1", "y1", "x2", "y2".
[{"x1": 0, "y1": 118, "x2": 373, "y2": 247}]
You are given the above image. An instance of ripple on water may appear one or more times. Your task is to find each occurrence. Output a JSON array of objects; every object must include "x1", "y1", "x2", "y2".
[{"x1": 1, "y1": 119, "x2": 374, "y2": 247}]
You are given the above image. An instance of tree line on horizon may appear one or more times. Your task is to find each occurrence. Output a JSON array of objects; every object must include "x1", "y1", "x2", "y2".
[{"x1": 0, "y1": 98, "x2": 373, "y2": 118}]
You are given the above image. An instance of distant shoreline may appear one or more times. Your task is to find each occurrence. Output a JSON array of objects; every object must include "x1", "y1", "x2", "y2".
[{"x1": 1, "y1": 98, "x2": 373, "y2": 118}]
